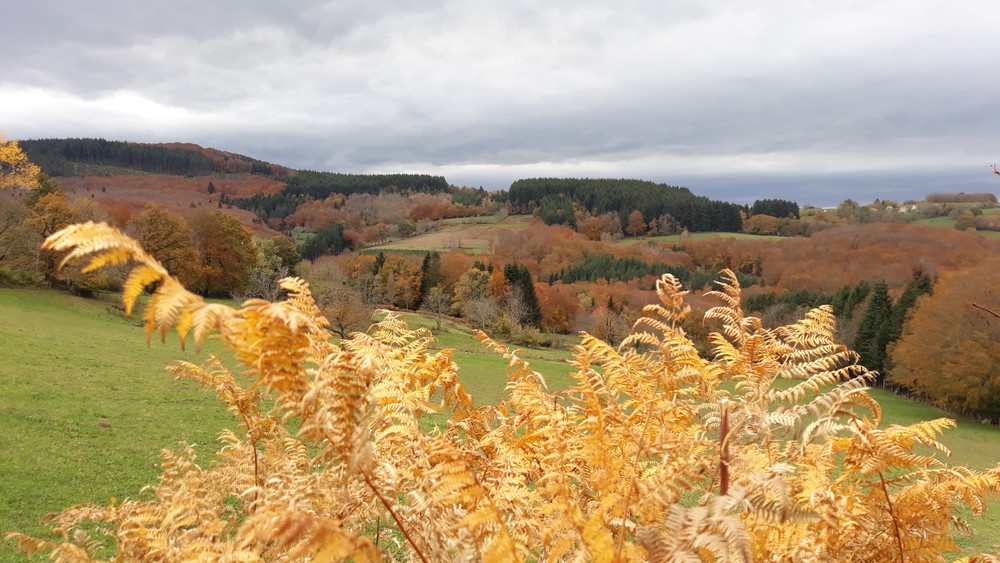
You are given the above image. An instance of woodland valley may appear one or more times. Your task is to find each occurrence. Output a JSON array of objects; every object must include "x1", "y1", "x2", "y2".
[{"x1": 1, "y1": 136, "x2": 999, "y2": 561}]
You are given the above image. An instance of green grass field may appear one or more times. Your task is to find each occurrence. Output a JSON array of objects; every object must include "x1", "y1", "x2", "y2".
[
  {"x1": 1, "y1": 288, "x2": 998, "y2": 558},
  {"x1": 369, "y1": 214, "x2": 533, "y2": 254},
  {"x1": 0, "y1": 288, "x2": 236, "y2": 561},
  {"x1": 913, "y1": 207, "x2": 1000, "y2": 238}
]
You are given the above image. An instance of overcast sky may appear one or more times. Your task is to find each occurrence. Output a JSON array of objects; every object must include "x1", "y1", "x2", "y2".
[{"x1": 2, "y1": 1, "x2": 999, "y2": 206}]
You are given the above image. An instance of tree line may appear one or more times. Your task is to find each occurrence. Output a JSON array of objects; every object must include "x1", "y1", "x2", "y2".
[
  {"x1": 749, "y1": 198, "x2": 800, "y2": 219},
  {"x1": 551, "y1": 253, "x2": 761, "y2": 290},
  {"x1": 19, "y1": 138, "x2": 215, "y2": 176},
  {"x1": 18, "y1": 138, "x2": 290, "y2": 178},
  {"x1": 509, "y1": 177, "x2": 744, "y2": 232},
  {"x1": 233, "y1": 171, "x2": 450, "y2": 223}
]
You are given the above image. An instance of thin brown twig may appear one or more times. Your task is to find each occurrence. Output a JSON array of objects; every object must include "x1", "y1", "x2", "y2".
[
  {"x1": 364, "y1": 473, "x2": 429, "y2": 563},
  {"x1": 879, "y1": 472, "x2": 906, "y2": 563},
  {"x1": 970, "y1": 302, "x2": 1000, "y2": 319}
]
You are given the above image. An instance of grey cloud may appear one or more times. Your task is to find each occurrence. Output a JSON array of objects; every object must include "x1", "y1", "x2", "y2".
[{"x1": 3, "y1": 0, "x2": 1000, "y2": 204}]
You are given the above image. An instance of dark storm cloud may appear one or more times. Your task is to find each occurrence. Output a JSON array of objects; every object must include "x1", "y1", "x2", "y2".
[{"x1": 2, "y1": 0, "x2": 999, "y2": 203}]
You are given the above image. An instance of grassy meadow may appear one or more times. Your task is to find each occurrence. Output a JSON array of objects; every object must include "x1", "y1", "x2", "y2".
[
  {"x1": 369, "y1": 214, "x2": 533, "y2": 254},
  {"x1": 913, "y1": 206, "x2": 1000, "y2": 238},
  {"x1": 1, "y1": 287, "x2": 998, "y2": 558}
]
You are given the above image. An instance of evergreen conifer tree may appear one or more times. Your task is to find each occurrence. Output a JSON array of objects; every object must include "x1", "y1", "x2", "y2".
[
  {"x1": 416, "y1": 251, "x2": 442, "y2": 309},
  {"x1": 504, "y1": 264, "x2": 542, "y2": 329},
  {"x1": 854, "y1": 280, "x2": 893, "y2": 383}
]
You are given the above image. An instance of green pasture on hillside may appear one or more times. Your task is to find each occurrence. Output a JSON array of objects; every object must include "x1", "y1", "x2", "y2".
[
  {"x1": 1, "y1": 288, "x2": 998, "y2": 559},
  {"x1": 914, "y1": 207, "x2": 1000, "y2": 237},
  {"x1": 368, "y1": 214, "x2": 532, "y2": 254}
]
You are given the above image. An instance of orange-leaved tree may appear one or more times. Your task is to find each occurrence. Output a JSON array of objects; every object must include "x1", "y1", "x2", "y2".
[
  {"x1": 889, "y1": 254, "x2": 1000, "y2": 419},
  {"x1": 6, "y1": 221, "x2": 999, "y2": 562}
]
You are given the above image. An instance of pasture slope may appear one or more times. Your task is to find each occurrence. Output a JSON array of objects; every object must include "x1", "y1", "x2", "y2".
[{"x1": 0, "y1": 287, "x2": 998, "y2": 559}]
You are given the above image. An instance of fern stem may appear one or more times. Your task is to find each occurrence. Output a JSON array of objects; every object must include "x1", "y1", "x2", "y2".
[
  {"x1": 878, "y1": 472, "x2": 905, "y2": 563},
  {"x1": 615, "y1": 373, "x2": 664, "y2": 559},
  {"x1": 239, "y1": 411, "x2": 261, "y2": 510},
  {"x1": 720, "y1": 399, "x2": 730, "y2": 496},
  {"x1": 363, "y1": 473, "x2": 429, "y2": 563}
]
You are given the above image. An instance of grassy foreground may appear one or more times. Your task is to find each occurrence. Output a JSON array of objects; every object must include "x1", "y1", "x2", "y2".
[{"x1": 1, "y1": 288, "x2": 998, "y2": 559}]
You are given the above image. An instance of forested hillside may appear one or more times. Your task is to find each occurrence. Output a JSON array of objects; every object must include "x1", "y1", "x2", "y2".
[
  {"x1": 232, "y1": 170, "x2": 450, "y2": 223},
  {"x1": 19, "y1": 138, "x2": 290, "y2": 178},
  {"x1": 509, "y1": 177, "x2": 743, "y2": 232}
]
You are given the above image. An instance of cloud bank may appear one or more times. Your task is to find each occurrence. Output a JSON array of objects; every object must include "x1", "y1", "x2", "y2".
[{"x1": 3, "y1": 0, "x2": 999, "y2": 205}]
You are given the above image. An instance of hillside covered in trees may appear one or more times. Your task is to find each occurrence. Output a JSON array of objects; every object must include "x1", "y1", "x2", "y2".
[
  {"x1": 19, "y1": 138, "x2": 291, "y2": 178},
  {"x1": 4, "y1": 136, "x2": 999, "y2": 420},
  {"x1": 510, "y1": 177, "x2": 744, "y2": 232},
  {"x1": 232, "y1": 171, "x2": 450, "y2": 223}
]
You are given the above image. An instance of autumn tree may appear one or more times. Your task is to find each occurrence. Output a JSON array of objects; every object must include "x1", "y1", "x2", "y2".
[
  {"x1": 741, "y1": 214, "x2": 781, "y2": 235},
  {"x1": 462, "y1": 295, "x2": 501, "y2": 330},
  {"x1": 535, "y1": 282, "x2": 581, "y2": 333},
  {"x1": 422, "y1": 284, "x2": 452, "y2": 331},
  {"x1": 386, "y1": 256, "x2": 423, "y2": 309},
  {"x1": 27, "y1": 190, "x2": 112, "y2": 294},
  {"x1": 889, "y1": 256, "x2": 1000, "y2": 418},
  {"x1": 189, "y1": 211, "x2": 258, "y2": 297},
  {"x1": 485, "y1": 268, "x2": 510, "y2": 301},
  {"x1": 126, "y1": 205, "x2": 200, "y2": 287},
  {"x1": 954, "y1": 212, "x2": 977, "y2": 231},
  {"x1": 314, "y1": 280, "x2": 374, "y2": 338},
  {"x1": 263, "y1": 235, "x2": 301, "y2": 272},
  {"x1": 300, "y1": 255, "x2": 375, "y2": 338},
  {"x1": 650, "y1": 212, "x2": 681, "y2": 236},
  {"x1": 451, "y1": 266, "x2": 489, "y2": 314},
  {"x1": 0, "y1": 133, "x2": 40, "y2": 190},
  {"x1": 0, "y1": 194, "x2": 42, "y2": 284},
  {"x1": 885, "y1": 271, "x2": 933, "y2": 345},
  {"x1": 587, "y1": 305, "x2": 629, "y2": 345},
  {"x1": 232, "y1": 237, "x2": 303, "y2": 302},
  {"x1": 28, "y1": 191, "x2": 77, "y2": 240},
  {"x1": 625, "y1": 209, "x2": 646, "y2": 237},
  {"x1": 577, "y1": 214, "x2": 608, "y2": 241}
]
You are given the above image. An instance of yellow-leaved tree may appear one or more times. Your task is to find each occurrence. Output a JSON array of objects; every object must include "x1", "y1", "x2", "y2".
[
  {"x1": 0, "y1": 133, "x2": 41, "y2": 190},
  {"x1": 6, "y1": 221, "x2": 1000, "y2": 562}
]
